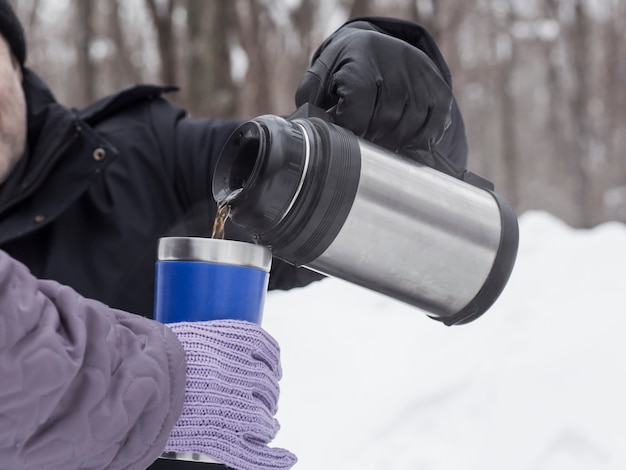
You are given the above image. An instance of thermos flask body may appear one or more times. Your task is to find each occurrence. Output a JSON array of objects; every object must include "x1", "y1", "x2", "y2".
[
  {"x1": 309, "y1": 138, "x2": 504, "y2": 320},
  {"x1": 212, "y1": 112, "x2": 519, "y2": 325}
]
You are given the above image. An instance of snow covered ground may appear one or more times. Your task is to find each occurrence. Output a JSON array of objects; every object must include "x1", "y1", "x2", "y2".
[{"x1": 263, "y1": 210, "x2": 626, "y2": 470}]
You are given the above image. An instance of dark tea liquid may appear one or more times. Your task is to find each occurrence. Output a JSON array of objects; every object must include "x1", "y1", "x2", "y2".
[{"x1": 211, "y1": 203, "x2": 231, "y2": 240}]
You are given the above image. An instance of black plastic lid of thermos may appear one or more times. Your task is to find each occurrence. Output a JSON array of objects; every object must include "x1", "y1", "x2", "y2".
[
  {"x1": 212, "y1": 115, "x2": 307, "y2": 233},
  {"x1": 211, "y1": 110, "x2": 362, "y2": 266}
]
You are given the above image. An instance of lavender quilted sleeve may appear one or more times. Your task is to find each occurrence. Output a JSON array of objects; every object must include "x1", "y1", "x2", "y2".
[{"x1": 0, "y1": 250, "x2": 187, "y2": 470}]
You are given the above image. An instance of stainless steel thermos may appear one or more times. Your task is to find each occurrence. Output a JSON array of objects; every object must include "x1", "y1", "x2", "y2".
[{"x1": 212, "y1": 105, "x2": 519, "y2": 325}]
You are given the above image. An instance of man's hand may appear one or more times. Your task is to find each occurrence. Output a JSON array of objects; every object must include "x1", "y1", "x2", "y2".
[{"x1": 296, "y1": 20, "x2": 454, "y2": 160}]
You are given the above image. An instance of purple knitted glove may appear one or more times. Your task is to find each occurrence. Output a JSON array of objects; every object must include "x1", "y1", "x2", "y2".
[{"x1": 164, "y1": 320, "x2": 296, "y2": 470}]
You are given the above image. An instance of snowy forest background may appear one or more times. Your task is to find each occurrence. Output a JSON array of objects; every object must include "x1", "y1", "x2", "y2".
[{"x1": 11, "y1": 0, "x2": 626, "y2": 229}]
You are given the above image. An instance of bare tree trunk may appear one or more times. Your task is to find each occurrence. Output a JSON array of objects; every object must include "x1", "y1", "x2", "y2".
[
  {"x1": 486, "y1": 2, "x2": 520, "y2": 209},
  {"x1": 613, "y1": 4, "x2": 626, "y2": 211},
  {"x1": 406, "y1": 0, "x2": 438, "y2": 40},
  {"x1": 289, "y1": 0, "x2": 317, "y2": 67},
  {"x1": 541, "y1": 0, "x2": 566, "y2": 154},
  {"x1": 19, "y1": 0, "x2": 42, "y2": 31},
  {"x1": 286, "y1": 0, "x2": 318, "y2": 111},
  {"x1": 603, "y1": 0, "x2": 626, "y2": 194},
  {"x1": 11, "y1": 0, "x2": 41, "y2": 53},
  {"x1": 570, "y1": 0, "x2": 593, "y2": 227},
  {"x1": 536, "y1": 0, "x2": 581, "y2": 223},
  {"x1": 233, "y1": 0, "x2": 272, "y2": 117},
  {"x1": 290, "y1": 0, "x2": 316, "y2": 46},
  {"x1": 498, "y1": 82, "x2": 519, "y2": 209},
  {"x1": 146, "y1": 0, "x2": 177, "y2": 87},
  {"x1": 348, "y1": 0, "x2": 373, "y2": 19},
  {"x1": 109, "y1": 0, "x2": 143, "y2": 88},
  {"x1": 437, "y1": 2, "x2": 474, "y2": 85},
  {"x1": 75, "y1": 0, "x2": 96, "y2": 107},
  {"x1": 185, "y1": 0, "x2": 237, "y2": 118}
]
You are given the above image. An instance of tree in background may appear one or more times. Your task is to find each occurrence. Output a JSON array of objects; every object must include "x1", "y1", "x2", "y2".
[{"x1": 11, "y1": 0, "x2": 626, "y2": 228}]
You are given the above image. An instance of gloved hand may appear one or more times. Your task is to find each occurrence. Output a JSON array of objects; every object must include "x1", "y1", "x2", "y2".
[
  {"x1": 295, "y1": 19, "x2": 454, "y2": 160},
  {"x1": 165, "y1": 320, "x2": 296, "y2": 470}
]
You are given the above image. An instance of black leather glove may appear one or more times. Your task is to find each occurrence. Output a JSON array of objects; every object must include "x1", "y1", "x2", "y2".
[{"x1": 296, "y1": 18, "x2": 456, "y2": 162}]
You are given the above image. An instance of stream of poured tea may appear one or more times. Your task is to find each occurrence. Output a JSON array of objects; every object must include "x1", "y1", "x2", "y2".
[
  {"x1": 211, "y1": 188, "x2": 242, "y2": 239},
  {"x1": 211, "y1": 203, "x2": 231, "y2": 239}
]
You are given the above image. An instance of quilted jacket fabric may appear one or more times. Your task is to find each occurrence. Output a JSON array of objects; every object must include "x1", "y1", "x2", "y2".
[{"x1": 0, "y1": 250, "x2": 186, "y2": 469}]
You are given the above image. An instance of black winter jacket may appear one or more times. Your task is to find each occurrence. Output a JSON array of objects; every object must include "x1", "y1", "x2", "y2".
[{"x1": 0, "y1": 69, "x2": 322, "y2": 320}]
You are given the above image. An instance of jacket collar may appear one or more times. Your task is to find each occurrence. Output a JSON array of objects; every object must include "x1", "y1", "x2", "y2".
[
  {"x1": 0, "y1": 69, "x2": 79, "y2": 212},
  {"x1": 21, "y1": 69, "x2": 79, "y2": 189},
  {"x1": 24, "y1": 67, "x2": 79, "y2": 165}
]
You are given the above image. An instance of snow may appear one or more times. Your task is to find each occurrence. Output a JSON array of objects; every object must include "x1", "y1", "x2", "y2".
[{"x1": 262, "y1": 210, "x2": 626, "y2": 470}]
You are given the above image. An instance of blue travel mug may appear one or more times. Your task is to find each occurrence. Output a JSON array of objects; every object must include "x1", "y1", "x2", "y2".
[
  {"x1": 154, "y1": 237, "x2": 272, "y2": 325},
  {"x1": 155, "y1": 237, "x2": 272, "y2": 466}
]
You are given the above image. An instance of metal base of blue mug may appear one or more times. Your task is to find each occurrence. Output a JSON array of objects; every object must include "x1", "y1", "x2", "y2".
[{"x1": 160, "y1": 451, "x2": 221, "y2": 463}]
